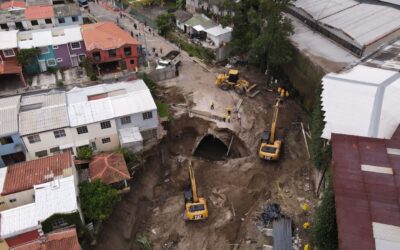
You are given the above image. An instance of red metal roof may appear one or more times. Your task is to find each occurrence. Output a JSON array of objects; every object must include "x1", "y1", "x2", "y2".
[
  {"x1": 25, "y1": 5, "x2": 53, "y2": 20},
  {"x1": 89, "y1": 152, "x2": 131, "y2": 185},
  {"x1": 1, "y1": 152, "x2": 73, "y2": 195},
  {"x1": 331, "y1": 125, "x2": 400, "y2": 250},
  {"x1": 10, "y1": 227, "x2": 80, "y2": 250},
  {"x1": 0, "y1": 0, "x2": 26, "y2": 10},
  {"x1": 5, "y1": 230, "x2": 40, "y2": 248}
]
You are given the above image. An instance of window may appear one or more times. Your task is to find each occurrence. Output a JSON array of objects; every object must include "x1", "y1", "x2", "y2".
[
  {"x1": 102, "y1": 137, "x2": 111, "y2": 144},
  {"x1": 130, "y1": 59, "x2": 135, "y2": 65},
  {"x1": 120, "y1": 116, "x2": 131, "y2": 125},
  {"x1": 40, "y1": 46, "x2": 49, "y2": 54},
  {"x1": 53, "y1": 129, "x2": 66, "y2": 138},
  {"x1": 28, "y1": 134, "x2": 41, "y2": 144},
  {"x1": 124, "y1": 47, "x2": 132, "y2": 56},
  {"x1": 108, "y1": 49, "x2": 117, "y2": 57},
  {"x1": 77, "y1": 126, "x2": 88, "y2": 134},
  {"x1": 92, "y1": 52, "x2": 101, "y2": 61},
  {"x1": 51, "y1": 218, "x2": 67, "y2": 229},
  {"x1": 50, "y1": 147, "x2": 60, "y2": 153},
  {"x1": 72, "y1": 16, "x2": 78, "y2": 22},
  {"x1": 45, "y1": 18, "x2": 52, "y2": 24},
  {"x1": 9, "y1": 198, "x2": 16, "y2": 203},
  {"x1": 15, "y1": 22, "x2": 23, "y2": 30},
  {"x1": 47, "y1": 58, "x2": 56, "y2": 66},
  {"x1": 0, "y1": 136, "x2": 13, "y2": 145},
  {"x1": 0, "y1": 23, "x2": 9, "y2": 30},
  {"x1": 100, "y1": 121, "x2": 111, "y2": 129},
  {"x1": 58, "y1": 17, "x2": 65, "y2": 24},
  {"x1": 3, "y1": 49, "x2": 15, "y2": 57},
  {"x1": 142, "y1": 111, "x2": 153, "y2": 120},
  {"x1": 57, "y1": 58, "x2": 62, "y2": 62},
  {"x1": 70, "y1": 42, "x2": 80, "y2": 50},
  {"x1": 53, "y1": 45, "x2": 59, "y2": 49},
  {"x1": 31, "y1": 20, "x2": 38, "y2": 26},
  {"x1": 78, "y1": 54, "x2": 86, "y2": 61},
  {"x1": 35, "y1": 150, "x2": 48, "y2": 158}
]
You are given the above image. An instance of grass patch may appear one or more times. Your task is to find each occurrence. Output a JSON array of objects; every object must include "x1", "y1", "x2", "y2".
[{"x1": 156, "y1": 100, "x2": 169, "y2": 118}]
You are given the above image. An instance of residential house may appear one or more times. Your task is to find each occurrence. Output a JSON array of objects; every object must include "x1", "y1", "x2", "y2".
[
  {"x1": 331, "y1": 125, "x2": 400, "y2": 250},
  {"x1": 51, "y1": 25, "x2": 87, "y2": 68},
  {"x1": 0, "y1": 8, "x2": 27, "y2": 31},
  {"x1": 25, "y1": 0, "x2": 53, "y2": 7},
  {"x1": 0, "y1": 1, "x2": 26, "y2": 11},
  {"x1": 0, "y1": 152, "x2": 75, "y2": 210},
  {"x1": 175, "y1": 10, "x2": 193, "y2": 32},
  {"x1": 183, "y1": 13, "x2": 217, "y2": 38},
  {"x1": 24, "y1": 5, "x2": 54, "y2": 30},
  {"x1": 0, "y1": 30, "x2": 26, "y2": 88},
  {"x1": 9, "y1": 227, "x2": 81, "y2": 250},
  {"x1": 0, "y1": 96, "x2": 26, "y2": 168},
  {"x1": 66, "y1": 80, "x2": 159, "y2": 153},
  {"x1": 89, "y1": 152, "x2": 131, "y2": 192},
  {"x1": 81, "y1": 22, "x2": 140, "y2": 75},
  {"x1": 0, "y1": 175, "x2": 82, "y2": 246},
  {"x1": 204, "y1": 25, "x2": 232, "y2": 61},
  {"x1": 186, "y1": 0, "x2": 232, "y2": 16},
  {"x1": 53, "y1": 4, "x2": 83, "y2": 27},
  {"x1": 18, "y1": 91, "x2": 72, "y2": 159}
]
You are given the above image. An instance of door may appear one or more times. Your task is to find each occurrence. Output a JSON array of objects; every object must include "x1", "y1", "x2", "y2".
[
  {"x1": 38, "y1": 60, "x2": 47, "y2": 72},
  {"x1": 71, "y1": 55, "x2": 79, "y2": 67}
]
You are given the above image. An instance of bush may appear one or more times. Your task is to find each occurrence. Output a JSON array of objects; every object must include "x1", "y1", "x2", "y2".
[
  {"x1": 313, "y1": 173, "x2": 338, "y2": 250},
  {"x1": 77, "y1": 146, "x2": 93, "y2": 161},
  {"x1": 79, "y1": 180, "x2": 120, "y2": 222},
  {"x1": 135, "y1": 234, "x2": 151, "y2": 250},
  {"x1": 56, "y1": 80, "x2": 64, "y2": 87},
  {"x1": 142, "y1": 73, "x2": 158, "y2": 97},
  {"x1": 156, "y1": 100, "x2": 169, "y2": 118}
]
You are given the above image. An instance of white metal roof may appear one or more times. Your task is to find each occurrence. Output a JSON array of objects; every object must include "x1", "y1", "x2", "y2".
[
  {"x1": 293, "y1": 0, "x2": 400, "y2": 45},
  {"x1": 321, "y1": 65, "x2": 400, "y2": 139},
  {"x1": 0, "y1": 30, "x2": 18, "y2": 50},
  {"x1": 193, "y1": 25, "x2": 205, "y2": 32},
  {"x1": 19, "y1": 91, "x2": 69, "y2": 135},
  {"x1": 119, "y1": 126, "x2": 143, "y2": 144},
  {"x1": 67, "y1": 80, "x2": 157, "y2": 127},
  {"x1": 0, "y1": 96, "x2": 20, "y2": 136},
  {"x1": 205, "y1": 25, "x2": 232, "y2": 37},
  {"x1": 0, "y1": 175, "x2": 79, "y2": 238},
  {"x1": 18, "y1": 25, "x2": 82, "y2": 49}
]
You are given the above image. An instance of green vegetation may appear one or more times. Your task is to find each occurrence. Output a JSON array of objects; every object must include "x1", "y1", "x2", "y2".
[
  {"x1": 156, "y1": 100, "x2": 169, "y2": 118},
  {"x1": 166, "y1": 32, "x2": 215, "y2": 63},
  {"x1": 16, "y1": 48, "x2": 41, "y2": 73},
  {"x1": 313, "y1": 173, "x2": 338, "y2": 250},
  {"x1": 156, "y1": 13, "x2": 175, "y2": 36},
  {"x1": 142, "y1": 73, "x2": 158, "y2": 96},
  {"x1": 77, "y1": 146, "x2": 93, "y2": 161},
  {"x1": 81, "y1": 58, "x2": 97, "y2": 81},
  {"x1": 41, "y1": 212, "x2": 82, "y2": 233},
  {"x1": 135, "y1": 234, "x2": 152, "y2": 250},
  {"x1": 118, "y1": 147, "x2": 145, "y2": 166},
  {"x1": 79, "y1": 180, "x2": 121, "y2": 222}
]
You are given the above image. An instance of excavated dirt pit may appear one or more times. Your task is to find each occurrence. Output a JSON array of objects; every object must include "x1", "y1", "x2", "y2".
[{"x1": 193, "y1": 134, "x2": 228, "y2": 160}]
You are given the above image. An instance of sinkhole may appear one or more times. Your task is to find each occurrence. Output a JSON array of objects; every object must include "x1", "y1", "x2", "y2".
[{"x1": 193, "y1": 134, "x2": 229, "y2": 161}]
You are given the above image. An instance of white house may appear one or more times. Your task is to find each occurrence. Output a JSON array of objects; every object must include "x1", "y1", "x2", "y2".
[{"x1": 205, "y1": 25, "x2": 232, "y2": 47}]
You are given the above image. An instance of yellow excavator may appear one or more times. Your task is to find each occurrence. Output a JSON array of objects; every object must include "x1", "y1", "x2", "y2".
[
  {"x1": 258, "y1": 89, "x2": 288, "y2": 161},
  {"x1": 215, "y1": 69, "x2": 260, "y2": 98},
  {"x1": 184, "y1": 161, "x2": 208, "y2": 221}
]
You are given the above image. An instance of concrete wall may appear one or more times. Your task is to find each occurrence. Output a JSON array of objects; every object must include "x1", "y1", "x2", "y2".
[
  {"x1": 53, "y1": 16, "x2": 83, "y2": 27},
  {"x1": 207, "y1": 32, "x2": 231, "y2": 47},
  {"x1": 115, "y1": 111, "x2": 158, "y2": 131},
  {"x1": 87, "y1": 44, "x2": 139, "y2": 71},
  {"x1": 3, "y1": 189, "x2": 35, "y2": 210},
  {"x1": 25, "y1": 19, "x2": 53, "y2": 30}
]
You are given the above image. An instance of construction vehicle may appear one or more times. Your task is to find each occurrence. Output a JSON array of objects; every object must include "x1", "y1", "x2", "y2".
[
  {"x1": 184, "y1": 161, "x2": 209, "y2": 221},
  {"x1": 215, "y1": 69, "x2": 260, "y2": 98},
  {"x1": 258, "y1": 93, "x2": 285, "y2": 161}
]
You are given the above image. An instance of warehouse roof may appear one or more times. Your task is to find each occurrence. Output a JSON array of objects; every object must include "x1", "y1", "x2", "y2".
[
  {"x1": 331, "y1": 127, "x2": 400, "y2": 250},
  {"x1": 67, "y1": 80, "x2": 157, "y2": 127},
  {"x1": 19, "y1": 91, "x2": 69, "y2": 135},
  {"x1": 321, "y1": 65, "x2": 400, "y2": 139},
  {"x1": 0, "y1": 175, "x2": 79, "y2": 238},
  {"x1": 292, "y1": 0, "x2": 400, "y2": 46},
  {"x1": 0, "y1": 95, "x2": 20, "y2": 136}
]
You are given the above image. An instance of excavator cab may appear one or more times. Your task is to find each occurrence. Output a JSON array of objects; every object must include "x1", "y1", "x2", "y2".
[
  {"x1": 184, "y1": 161, "x2": 208, "y2": 221},
  {"x1": 227, "y1": 69, "x2": 239, "y2": 83}
]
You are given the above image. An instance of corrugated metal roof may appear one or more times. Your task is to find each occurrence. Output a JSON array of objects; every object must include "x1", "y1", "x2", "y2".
[
  {"x1": 293, "y1": 0, "x2": 400, "y2": 46},
  {"x1": 184, "y1": 14, "x2": 217, "y2": 30},
  {"x1": 19, "y1": 91, "x2": 69, "y2": 135},
  {"x1": 0, "y1": 30, "x2": 18, "y2": 50},
  {"x1": 67, "y1": 80, "x2": 157, "y2": 127},
  {"x1": 205, "y1": 25, "x2": 232, "y2": 37},
  {"x1": 332, "y1": 126, "x2": 400, "y2": 250},
  {"x1": 0, "y1": 175, "x2": 79, "y2": 238},
  {"x1": 321, "y1": 65, "x2": 400, "y2": 139},
  {"x1": 0, "y1": 95, "x2": 20, "y2": 136}
]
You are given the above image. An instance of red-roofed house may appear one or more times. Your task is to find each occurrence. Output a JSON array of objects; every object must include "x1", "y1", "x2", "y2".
[
  {"x1": 0, "y1": 1, "x2": 26, "y2": 11},
  {"x1": 10, "y1": 227, "x2": 81, "y2": 250},
  {"x1": 24, "y1": 5, "x2": 54, "y2": 30},
  {"x1": 81, "y1": 22, "x2": 140, "y2": 75},
  {"x1": 0, "y1": 152, "x2": 75, "y2": 211},
  {"x1": 331, "y1": 125, "x2": 400, "y2": 250},
  {"x1": 89, "y1": 152, "x2": 131, "y2": 192}
]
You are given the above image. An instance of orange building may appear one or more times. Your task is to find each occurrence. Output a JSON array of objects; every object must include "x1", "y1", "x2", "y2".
[{"x1": 81, "y1": 22, "x2": 140, "y2": 75}]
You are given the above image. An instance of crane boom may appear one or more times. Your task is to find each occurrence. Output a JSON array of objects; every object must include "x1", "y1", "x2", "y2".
[
  {"x1": 188, "y1": 161, "x2": 199, "y2": 203},
  {"x1": 269, "y1": 98, "x2": 281, "y2": 144}
]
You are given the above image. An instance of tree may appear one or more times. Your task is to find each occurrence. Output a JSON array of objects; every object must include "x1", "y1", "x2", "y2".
[
  {"x1": 156, "y1": 13, "x2": 175, "y2": 36},
  {"x1": 176, "y1": 0, "x2": 186, "y2": 9},
  {"x1": 313, "y1": 173, "x2": 338, "y2": 250},
  {"x1": 79, "y1": 180, "x2": 121, "y2": 222},
  {"x1": 77, "y1": 146, "x2": 93, "y2": 161},
  {"x1": 16, "y1": 48, "x2": 41, "y2": 65}
]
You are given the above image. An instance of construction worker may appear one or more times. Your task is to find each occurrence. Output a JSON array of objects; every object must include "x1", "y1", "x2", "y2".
[
  {"x1": 304, "y1": 244, "x2": 310, "y2": 250},
  {"x1": 226, "y1": 107, "x2": 232, "y2": 115},
  {"x1": 210, "y1": 102, "x2": 215, "y2": 110},
  {"x1": 301, "y1": 202, "x2": 310, "y2": 212},
  {"x1": 303, "y1": 222, "x2": 311, "y2": 230}
]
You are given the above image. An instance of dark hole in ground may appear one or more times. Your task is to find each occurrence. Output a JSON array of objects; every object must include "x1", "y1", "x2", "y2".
[{"x1": 194, "y1": 134, "x2": 228, "y2": 161}]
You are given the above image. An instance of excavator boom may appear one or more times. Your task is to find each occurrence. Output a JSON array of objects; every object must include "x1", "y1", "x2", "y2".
[
  {"x1": 269, "y1": 99, "x2": 280, "y2": 144},
  {"x1": 188, "y1": 162, "x2": 198, "y2": 203}
]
